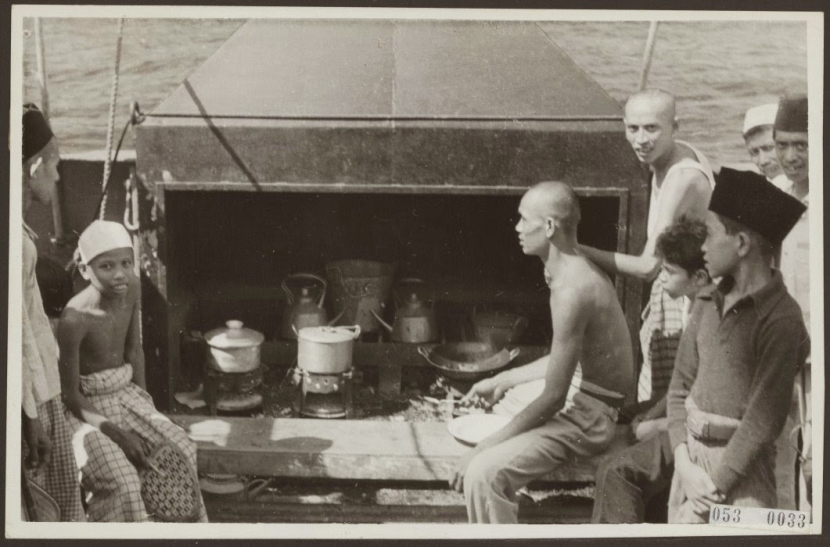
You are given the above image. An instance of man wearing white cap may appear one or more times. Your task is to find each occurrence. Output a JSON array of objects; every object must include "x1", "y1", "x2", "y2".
[
  {"x1": 742, "y1": 103, "x2": 784, "y2": 182},
  {"x1": 57, "y1": 220, "x2": 207, "y2": 522}
]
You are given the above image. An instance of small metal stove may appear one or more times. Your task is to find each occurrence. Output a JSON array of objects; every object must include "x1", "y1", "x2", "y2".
[
  {"x1": 291, "y1": 367, "x2": 353, "y2": 419},
  {"x1": 205, "y1": 367, "x2": 263, "y2": 416}
]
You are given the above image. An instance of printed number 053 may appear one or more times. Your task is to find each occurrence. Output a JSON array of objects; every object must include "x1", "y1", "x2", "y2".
[{"x1": 711, "y1": 506, "x2": 741, "y2": 523}]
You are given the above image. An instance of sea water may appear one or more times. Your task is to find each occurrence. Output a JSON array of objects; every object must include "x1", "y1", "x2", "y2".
[{"x1": 21, "y1": 18, "x2": 808, "y2": 166}]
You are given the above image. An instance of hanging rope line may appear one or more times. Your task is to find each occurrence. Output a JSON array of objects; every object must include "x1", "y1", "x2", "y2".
[
  {"x1": 100, "y1": 17, "x2": 125, "y2": 220},
  {"x1": 125, "y1": 167, "x2": 144, "y2": 344},
  {"x1": 91, "y1": 113, "x2": 134, "y2": 223}
]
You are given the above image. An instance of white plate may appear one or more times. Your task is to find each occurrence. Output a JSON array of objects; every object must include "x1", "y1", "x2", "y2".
[{"x1": 447, "y1": 414, "x2": 511, "y2": 445}]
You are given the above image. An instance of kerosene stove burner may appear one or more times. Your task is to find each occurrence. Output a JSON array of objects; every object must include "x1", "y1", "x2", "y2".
[
  {"x1": 292, "y1": 367, "x2": 354, "y2": 419},
  {"x1": 205, "y1": 367, "x2": 263, "y2": 415}
]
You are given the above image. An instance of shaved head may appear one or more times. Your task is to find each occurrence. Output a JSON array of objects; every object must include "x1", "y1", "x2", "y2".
[
  {"x1": 524, "y1": 181, "x2": 581, "y2": 236},
  {"x1": 625, "y1": 88, "x2": 677, "y2": 125}
]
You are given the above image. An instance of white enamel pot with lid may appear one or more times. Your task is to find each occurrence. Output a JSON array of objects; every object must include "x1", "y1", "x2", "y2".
[
  {"x1": 297, "y1": 325, "x2": 361, "y2": 374},
  {"x1": 204, "y1": 320, "x2": 264, "y2": 373}
]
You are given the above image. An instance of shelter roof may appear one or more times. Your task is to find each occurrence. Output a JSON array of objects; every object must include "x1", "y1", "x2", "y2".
[{"x1": 150, "y1": 19, "x2": 623, "y2": 121}]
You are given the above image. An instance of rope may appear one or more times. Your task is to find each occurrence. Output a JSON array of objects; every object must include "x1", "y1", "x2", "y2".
[
  {"x1": 124, "y1": 175, "x2": 140, "y2": 232},
  {"x1": 124, "y1": 172, "x2": 140, "y2": 277},
  {"x1": 100, "y1": 17, "x2": 125, "y2": 220},
  {"x1": 90, "y1": 112, "x2": 135, "y2": 225}
]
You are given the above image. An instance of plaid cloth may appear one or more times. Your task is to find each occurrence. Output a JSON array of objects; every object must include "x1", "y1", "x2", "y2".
[
  {"x1": 637, "y1": 272, "x2": 686, "y2": 403},
  {"x1": 23, "y1": 398, "x2": 86, "y2": 521},
  {"x1": 65, "y1": 364, "x2": 208, "y2": 522}
]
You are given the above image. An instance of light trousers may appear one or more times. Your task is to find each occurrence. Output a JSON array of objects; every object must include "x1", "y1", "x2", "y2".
[{"x1": 464, "y1": 391, "x2": 618, "y2": 524}]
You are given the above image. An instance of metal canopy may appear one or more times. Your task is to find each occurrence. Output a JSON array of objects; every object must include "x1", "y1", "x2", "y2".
[
  {"x1": 150, "y1": 19, "x2": 622, "y2": 121},
  {"x1": 136, "y1": 19, "x2": 640, "y2": 191}
]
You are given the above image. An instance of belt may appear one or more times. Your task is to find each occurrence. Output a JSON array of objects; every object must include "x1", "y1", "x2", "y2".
[
  {"x1": 687, "y1": 412, "x2": 739, "y2": 441},
  {"x1": 578, "y1": 387, "x2": 625, "y2": 410}
]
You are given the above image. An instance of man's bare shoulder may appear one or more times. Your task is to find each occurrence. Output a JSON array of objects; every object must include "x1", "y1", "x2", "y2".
[
  {"x1": 554, "y1": 258, "x2": 611, "y2": 305},
  {"x1": 574, "y1": 255, "x2": 615, "y2": 289}
]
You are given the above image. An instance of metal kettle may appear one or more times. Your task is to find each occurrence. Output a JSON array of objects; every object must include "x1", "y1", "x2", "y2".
[
  {"x1": 371, "y1": 278, "x2": 439, "y2": 343},
  {"x1": 280, "y1": 273, "x2": 344, "y2": 340}
]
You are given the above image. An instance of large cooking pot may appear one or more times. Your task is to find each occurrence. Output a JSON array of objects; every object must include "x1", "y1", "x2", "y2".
[
  {"x1": 418, "y1": 342, "x2": 520, "y2": 381},
  {"x1": 325, "y1": 260, "x2": 394, "y2": 333},
  {"x1": 204, "y1": 320, "x2": 264, "y2": 374},
  {"x1": 297, "y1": 325, "x2": 361, "y2": 374}
]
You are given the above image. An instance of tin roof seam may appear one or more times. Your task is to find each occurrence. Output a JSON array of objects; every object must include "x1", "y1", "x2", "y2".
[
  {"x1": 534, "y1": 22, "x2": 624, "y2": 110},
  {"x1": 145, "y1": 115, "x2": 623, "y2": 121}
]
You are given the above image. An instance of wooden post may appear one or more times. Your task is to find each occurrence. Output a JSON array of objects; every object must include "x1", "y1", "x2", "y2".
[
  {"x1": 637, "y1": 21, "x2": 660, "y2": 92},
  {"x1": 34, "y1": 18, "x2": 66, "y2": 244},
  {"x1": 34, "y1": 18, "x2": 50, "y2": 118}
]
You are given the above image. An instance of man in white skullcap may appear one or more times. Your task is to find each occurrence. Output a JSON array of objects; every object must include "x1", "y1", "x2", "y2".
[
  {"x1": 20, "y1": 103, "x2": 86, "y2": 522},
  {"x1": 742, "y1": 103, "x2": 784, "y2": 182},
  {"x1": 57, "y1": 220, "x2": 207, "y2": 522}
]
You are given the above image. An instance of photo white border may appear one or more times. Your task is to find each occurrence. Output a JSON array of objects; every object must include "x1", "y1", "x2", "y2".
[{"x1": 6, "y1": 4, "x2": 824, "y2": 539}]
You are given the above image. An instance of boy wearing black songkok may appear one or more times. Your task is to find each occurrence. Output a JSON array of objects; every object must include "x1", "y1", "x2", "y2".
[{"x1": 667, "y1": 168, "x2": 808, "y2": 523}]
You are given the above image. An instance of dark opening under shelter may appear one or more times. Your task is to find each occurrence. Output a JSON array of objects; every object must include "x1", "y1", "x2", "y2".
[{"x1": 134, "y1": 19, "x2": 648, "y2": 407}]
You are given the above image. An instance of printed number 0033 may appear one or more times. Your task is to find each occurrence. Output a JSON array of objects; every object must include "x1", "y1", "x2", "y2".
[
  {"x1": 767, "y1": 511, "x2": 807, "y2": 528},
  {"x1": 711, "y1": 506, "x2": 741, "y2": 523}
]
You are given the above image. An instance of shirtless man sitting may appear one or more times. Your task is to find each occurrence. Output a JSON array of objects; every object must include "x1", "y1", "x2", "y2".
[
  {"x1": 450, "y1": 181, "x2": 635, "y2": 524},
  {"x1": 57, "y1": 220, "x2": 207, "y2": 522}
]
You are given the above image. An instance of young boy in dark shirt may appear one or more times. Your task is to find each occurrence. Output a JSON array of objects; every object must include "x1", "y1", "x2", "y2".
[{"x1": 667, "y1": 168, "x2": 808, "y2": 523}]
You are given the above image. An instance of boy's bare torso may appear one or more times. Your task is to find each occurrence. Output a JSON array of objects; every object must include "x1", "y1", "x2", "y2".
[{"x1": 64, "y1": 276, "x2": 138, "y2": 376}]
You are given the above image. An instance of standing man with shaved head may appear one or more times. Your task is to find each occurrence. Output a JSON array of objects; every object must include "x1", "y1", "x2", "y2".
[
  {"x1": 451, "y1": 181, "x2": 634, "y2": 524},
  {"x1": 581, "y1": 89, "x2": 715, "y2": 412}
]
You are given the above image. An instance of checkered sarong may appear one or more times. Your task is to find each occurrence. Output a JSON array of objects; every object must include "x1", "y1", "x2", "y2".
[
  {"x1": 637, "y1": 272, "x2": 685, "y2": 403},
  {"x1": 23, "y1": 398, "x2": 86, "y2": 521},
  {"x1": 65, "y1": 364, "x2": 208, "y2": 522}
]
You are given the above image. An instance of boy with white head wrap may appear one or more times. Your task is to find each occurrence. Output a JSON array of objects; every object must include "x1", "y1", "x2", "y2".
[
  {"x1": 58, "y1": 220, "x2": 207, "y2": 522},
  {"x1": 78, "y1": 220, "x2": 134, "y2": 264}
]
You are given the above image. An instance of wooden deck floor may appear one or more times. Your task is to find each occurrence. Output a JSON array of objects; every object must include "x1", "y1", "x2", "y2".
[{"x1": 172, "y1": 415, "x2": 631, "y2": 483}]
